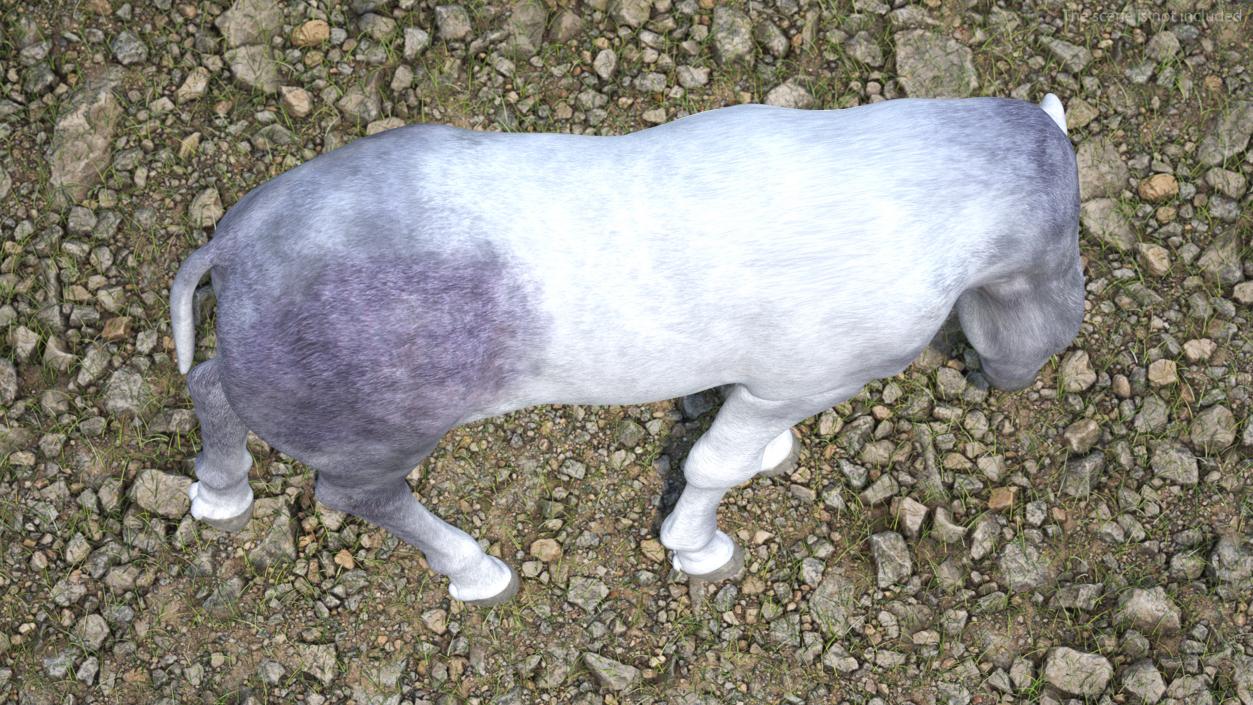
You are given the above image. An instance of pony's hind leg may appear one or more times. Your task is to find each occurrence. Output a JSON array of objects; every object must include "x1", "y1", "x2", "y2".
[
  {"x1": 186, "y1": 359, "x2": 255, "y2": 532},
  {"x1": 315, "y1": 462, "x2": 519, "y2": 606}
]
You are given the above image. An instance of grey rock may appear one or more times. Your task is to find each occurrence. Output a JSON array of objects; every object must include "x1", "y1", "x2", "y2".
[
  {"x1": 0, "y1": 359, "x2": 16, "y2": 406},
  {"x1": 893, "y1": 496, "x2": 928, "y2": 538},
  {"x1": 504, "y1": 0, "x2": 547, "y2": 58},
  {"x1": 103, "y1": 368, "x2": 153, "y2": 418},
  {"x1": 712, "y1": 7, "x2": 754, "y2": 65},
  {"x1": 754, "y1": 21, "x2": 788, "y2": 59},
  {"x1": 1134, "y1": 396, "x2": 1170, "y2": 434},
  {"x1": 110, "y1": 31, "x2": 148, "y2": 65},
  {"x1": 1209, "y1": 532, "x2": 1253, "y2": 594},
  {"x1": 566, "y1": 576, "x2": 609, "y2": 613},
  {"x1": 215, "y1": 0, "x2": 284, "y2": 48},
  {"x1": 1050, "y1": 582, "x2": 1104, "y2": 611},
  {"x1": 1163, "y1": 675, "x2": 1214, "y2": 705},
  {"x1": 611, "y1": 0, "x2": 650, "y2": 28},
  {"x1": 1041, "y1": 36, "x2": 1092, "y2": 72},
  {"x1": 822, "y1": 642, "x2": 859, "y2": 673},
  {"x1": 1000, "y1": 542, "x2": 1049, "y2": 593},
  {"x1": 337, "y1": 85, "x2": 382, "y2": 123},
  {"x1": 970, "y1": 516, "x2": 999, "y2": 561},
  {"x1": 593, "y1": 50, "x2": 618, "y2": 81},
  {"x1": 765, "y1": 80, "x2": 814, "y2": 109},
  {"x1": 435, "y1": 5, "x2": 473, "y2": 41},
  {"x1": 359, "y1": 13, "x2": 397, "y2": 40},
  {"x1": 403, "y1": 27, "x2": 432, "y2": 59},
  {"x1": 1204, "y1": 167, "x2": 1248, "y2": 199},
  {"x1": 294, "y1": 643, "x2": 337, "y2": 686},
  {"x1": 893, "y1": 30, "x2": 977, "y2": 97},
  {"x1": 1233, "y1": 655, "x2": 1253, "y2": 705},
  {"x1": 809, "y1": 566, "x2": 854, "y2": 636},
  {"x1": 1116, "y1": 587, "x2": 1181, "y2": 635},
  {"x1": 204, "y1": 576, "x2": 244, "y2": 617},
  {"x1": 1077, "y1": 138, "x2": 1130, "y2": 200},
  {"x1": 1063, "y1": 418, "x2": 1101, "y2": 453},
  {"x1": 1059, "y1": 350, "x2": 1097, "y2": 392},
  {"x1": 1189, "y1": 404, "x2": 1235, "y2": 452},
  {"x1": 548, "y1": 9, "x2": 583, "y2": 42},
  {"x1": 1196, "y1": 233, "x2": 1243, "y2": 285},
  {"x1": 176, "y1": 67, "x2": 211, "y2": 103},
  {"x1": 935, "y1": 366, "x2": 967, "y2": 399},
  {"x1": 859, "y1": 472, "x2": 898, "y2": 505},
  {"x1": 49, "y1": 68, "x2": 123, "y2": 203},
  {"x1": 1145, "y1": 30, "x2": 1180, "y2": 61},
  {"x1": 226, "y1": 45, "x2": 281, "y2": 93},
  {"x1": 1121, "y1": 659, "x2": 1166, "y2": 704},
  {"x1": 189, "y1": 187, "x2": 224, "y2": 227},
  {"x1": 1080, "y1": 198, "x2": 1137, "y2": 251},
  {"x1": 582, "y1": 652, "x2": 639, "y2": 691},
  {"x1": 1062, "y1": 452, "x2": 1104, "y2": 499},
  {"x1": 74, "y1": 614, "x2": 110, "y2": 651},
  {"x1": 130, "y1": 469, "x2": 192, "y2": 519},
  {"x1": 1197, "y1": 100, "x2": 1253, "y2": 166},
  {"x1": 1150, "y1": 442, "x2": 1198, "y2": 485},
  {"x1": 869, "y1": 531, "x2": 912, "y2": 587},
  {"x1": 846, "y1": 31, "x2": 884, "y2": 66},
  {"x1": 932, "y1": 507, "x2": 967, "y2": 543},
  {"x1": 1044, "y1": 647, "x2": 1113, "y2": 697},
  {"x1": 0, "y1": 165, "x2": 9, "y2": 200},
  {"x1": 241, "y1": 497, "x2": 296, "y2": 568}
]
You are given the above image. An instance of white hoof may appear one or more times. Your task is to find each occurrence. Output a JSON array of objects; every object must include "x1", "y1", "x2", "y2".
[
  {"x1": 189, "y1": 481, "x2": 254, "y2": 533},
  {"x1": 449, "y1": 555, "x2": 519, "y2": 605},
  {"x1": 672, "y1": 530, "x2": 739, "y2": 578}
]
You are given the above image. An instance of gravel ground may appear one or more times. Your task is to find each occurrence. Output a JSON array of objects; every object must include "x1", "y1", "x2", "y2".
[{"x1": 1, "y1": 0, "x2": 1251, "y2": 703}]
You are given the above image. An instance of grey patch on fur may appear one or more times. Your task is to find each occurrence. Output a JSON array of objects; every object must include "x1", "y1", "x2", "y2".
[{"x1": 214, "y1": 245, "x2": 543, "y2": 475}]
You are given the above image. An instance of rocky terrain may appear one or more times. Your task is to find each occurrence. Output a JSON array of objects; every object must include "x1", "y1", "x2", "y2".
[{"x1": 0, "y1": 0, "x2": 1250, "y2": 703}]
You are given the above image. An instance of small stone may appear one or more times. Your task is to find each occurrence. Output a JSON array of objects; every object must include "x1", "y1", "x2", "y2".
[
  {"x1": 1232, "y1": 282, "x2": 1253, "y2": 306},
  {"x1": 241, "y1": 498, "x2": 296, "y2": 568},
  {"x1": 1059, "y1": 350, "x2": 1097, "y2": 392},
  {"x1": 1197, "y1": 100, "x2": 1253, "y2": 166},
  {"x1": 764, "y1": 80, "x2": 814, "y2": 109},
  {"x1": 103, "y1": 368, "x2": 153, "y2": 418},
  {"x1": 593, "y1": 49, "x2": 617, "y2": 81},
  {"x1": 869, "y1": 531, "x2": 912, "y2": 587},
  {"x1": 1050, "y1": 583, "x2": 1104, "y2": 611},
  {"x1": 1209, "y1": 533, "x2": 1253, "y2": 594},
  {"x1": 435, "y1": 5, "x2": 472, "y2": 41},
  {"x1": 530, "y1": 538, "x2": 562, "y2": 562},
  {"x1": 1066, "y1": 98, "x2": 1099, "y2": 130},
  {"x1": 130, "y1": 469, "x2": 192, "y2": 519},
  {"x1": 1062, "y1": 452, "x2": 1104, "y2": 498},
  {"x1": 1116, "y1": 587, "x2": 1181, "y2": 635},
  {"x1": 1063, "y1": 418, "x2": 1101, "y2": 454},
  {"x1": 809, "y1": 567, "x2": 854, "y2": 636},
  {"x1": 1197, "y1": 233, "x2": 1242, "y2": 285},
  {"x1": 1080, "y1": 198, "x2": 1136, "y2": 251},
  {"x1": 293, "y1": 643, "x2": 337, "y2": 687},
  {"x1": 566, "y1": 576, "x2": 609, "y2": 613},
  {"x1": 226, "y1": 45, "x2": 281, "y2": 93},
  {"x1": 403, "y1": 27, "x2": 431, "y2": 59},
  {"x1": 0, "y1": 360, "x2": 16, "y2": 406},
  {"x1": 894, "y1": 29, "x2": 978, "y2": 97},
  {"x1": 291, "y1": 19, "x2": 330, "y2": 47},
  {"x1": 333, "y1": 549, "x2": 355, "y2": 570},
  {"x1": 1146, "y1": 359, "x2": 1177, "y2": 386},
  {"x1": 1041, "y1": 36, "x2": 1092, "y2": 72},
  {"x1": 111, "y1": 31, "x2": 148, "y2": 65},
  {"x1": 1121, "y1": 659, "x2": 1166, "y2": 704},
  {"x1": 49, "y1": 69, "x2": 123, "y2": 203},
  {"x1": 1137, "y1": 173, "x2": 1179, "y2": 202},
  {"x1": 610, "y1": 0, "x2": 650, "y2": 28},
  {"x1": 548, "y1": 9, "x2": 583, "y2": 42},
  {"x1": 892, "y1": 496, "x2": 928, "y2": 538},
  {"x1": 359, "y1": 14, "x2": 396, "y2": 41},
  {"x1": 1000, "y1": 542, "x2": 1049, "y2": 593},
  {"x1": 421, "y1": 608, "x2": 447, "y2": 634},
  {"x1": 1204, "y1": 167, "x2": 1248, "y2": 199},
  {"x1": 280, "y1": 86, "x2": 312, "y2": 118},
  {"x1": 640, "y1": 538, "x2": 665, "y2": 563},
  {"x1": 189, "y1": 187, "x2": 224, "y2": 227},
  {"x1": 74, "y1": 614, "x2": 110, "y2": 651},
  {"x1": 582, "y1": 652, "x2": 639, "y2": 691},
  {"x1": 988, "y1": 486, "x2": 1017, "y2": 512},
  {"x1": 1189, "y1": 405, "x2": 1236, "y2": 452},
  {"x1": 1137, "y1": 243, "x2": 1171, "y2": 277},
  {"x1": 859, "y1": 473, "x2": 898, "y2": 505},
  {"x1": 969, "y1": 516, "x2": 999, "y2": 561},
  {"x1": 176, "y1": 67, "x2": 210, "y2": 103},
  {"x1": 215, "y1": 0, "x2": 283, "y2": 48},
  {"x1": 504, "y1": 0, "x2": 547, "y2": 57},
  {"x1": 711, "y1": 7, "x2": 754, "y2": 65},
  {"x1": 1150, "y1": 442, "x2": 1198, "y2": 485},
  {"x1": 931, "y1": 507, "x2": 966, "y2": 543},
  {"x1": 845, "y1": 31, "x2": 884, "y2": 66},
  {"x1": 1077, "y1": 138, "x2": 1130, "y2": 200},
  {"x1": 1043, "y1": 647, "x2": 1113, "y2": 697}
]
